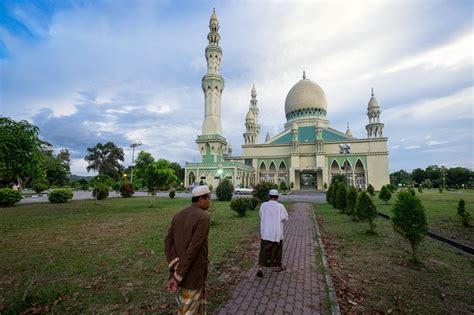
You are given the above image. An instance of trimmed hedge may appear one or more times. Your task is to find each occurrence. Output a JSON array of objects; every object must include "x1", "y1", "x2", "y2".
[
  {"x1": 230, "y1": 198, "x2": 253, "y2": 217},
  {"x1": 48, "y1": 189, "x2": 73, "y2": 203},
  {"x1": 216, "y1": 178, "x2": 234, "y2": 201},
  {"x1": 120, "y1": 183, "x2": 134, "y2": 198},
  {"x1": 0, "y1": 188, "x2": 22, "y2": 206}
]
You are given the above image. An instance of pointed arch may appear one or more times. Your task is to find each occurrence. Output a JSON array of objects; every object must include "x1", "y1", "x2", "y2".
[
  {"x1": 188, "y1": 171, "x2": 196, "y2": 185},
  {"x1": 259, "y1": 161, "x2": 267, "y2": 172},
  {"x1": 268, "y1": 161, "x2": 277, "y2": 172},
  {"x1": 330, "y1": 159, "x2": 340, "y2": 172},
  {"x1": 278, "y1": 161, "x2": 287, "y2": 172}
]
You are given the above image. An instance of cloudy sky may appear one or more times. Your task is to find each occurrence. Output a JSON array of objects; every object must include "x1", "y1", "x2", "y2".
[{"x1": 1, "y1": 0, "x2": 472, "y2": 175}]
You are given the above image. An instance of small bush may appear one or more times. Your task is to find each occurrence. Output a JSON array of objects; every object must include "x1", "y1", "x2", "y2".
[
  {"x1": 367, "y1": 184, "x2": 375, "y2": 196},
  {"x1": 279, "y1": 181, "x2": 288, "y2": 192},
  {"x1": 379, "y1": 185, "x2": 392, "y2": 204},
  {"x1": 249, "y1": 197, "x2": 260, "y2": 210},
  {"x1": 407, "y1": 187, "x2": 416, "y2": 196},
  {"x1": 392, "y1": 191, "x2": 428, "y2": 262},
  {"x1": 230, "y1": 198, "x2": 253, "y2": 217},
  {"x1": 32, "y1": 178, "x2": 49, "y2": 193},
  {"x1": 355, "y1": 192, "x2": 378, "y2": 233},
  {"x1": 216, "y1": 178, "x2": 234, "y2": 201},
  {"x1": 253, "y1": 181, "x2": 278, "y2": 202},
  {"x1": 439, "y1": 187, "x2": 443, "y2": 193},
  {"x1": 323, "y1": 183, "x2": 328, "y2": 190},
  {"x1": 346, "y1": 186, "x2": 358, "y2": 219},
  {"x1": 120, "y1": 183, "x2": 134, "y2": 198},
  {"x1": 457, "y1": 199, "x2": 471, "y2": 227},
  {"x1": 93, "y1": 184, "x2": 109, "y2": 200},
  {"x1": 0, "y1": 188, "x2": 22, "y2": 206},
  {"x1": 386, "y1": 184, "x2": 396, "y2": 193},
  {"x1": 326, "y1": 184, "x2": 334, "y2": 205},
  {"x1": 48, "y1": 188, "x2": 73, "y2": 203},
  {"x1": 290, "y1": 182, "x2": 294, "y2": 189},
  {"x1": 335, "y1": 183, "x2": 348, "y2": 211},
  {"x1": 417, "y1": 185, "x2": 423, "y2": 193},
  {"x1": 169, "y1": 190, "x2": 176, "y2": 199}
]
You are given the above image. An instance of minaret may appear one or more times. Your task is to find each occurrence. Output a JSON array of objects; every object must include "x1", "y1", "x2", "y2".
[
  {"x1": 243, "y1": 84, "x2": 260, "y2": 144},
  {"x1": 196, "y1": 9, "x2": 227, "y2": 164},
  {"x1": 201, "y1": 8, "x2": 224, "y2": 135},
  {"x1": 365, "y1": 88, "x2": 384, "y2": 138},
  {"x1": 265, "y1": 131, "x2": 271, "y2": 142},
  {"x1": 346, "y1": 122, "x2": 353, "y2": 137}
]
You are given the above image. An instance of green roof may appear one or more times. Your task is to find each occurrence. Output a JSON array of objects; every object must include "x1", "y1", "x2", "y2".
[{"x1": 270, "y1": 126, "x2": 350, "y2": 144}]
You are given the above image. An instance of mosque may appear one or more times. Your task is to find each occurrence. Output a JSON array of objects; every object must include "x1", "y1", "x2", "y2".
[{"x1": 184, "y1": 10, "x2": 389, "y2": 191}]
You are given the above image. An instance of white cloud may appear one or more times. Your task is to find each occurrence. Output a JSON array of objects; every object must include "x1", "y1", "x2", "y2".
[{"x1": 405, "y1": 145, "x2": 421, "y2": 150}]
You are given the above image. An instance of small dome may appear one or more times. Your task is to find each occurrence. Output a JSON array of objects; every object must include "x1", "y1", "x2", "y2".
[
  {"x1": 368, "y1": 96, "x2": 379, "y2": 109},
  {"x1": 246, "y1": 110, "x2": 255, "y2": 121},
  {"x1": 285, "y1": 76, "x2": 328, "y2": 121}
]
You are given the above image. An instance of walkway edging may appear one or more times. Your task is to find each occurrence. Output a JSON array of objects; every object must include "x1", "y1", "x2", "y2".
[{"x1": 311, "y1": 206, "x2": 341, "y2": 315}]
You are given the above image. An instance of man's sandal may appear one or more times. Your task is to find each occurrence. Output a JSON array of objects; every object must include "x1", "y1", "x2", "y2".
[{"x1": 274, "y1": 265, "x2": 286, "y2": 272}]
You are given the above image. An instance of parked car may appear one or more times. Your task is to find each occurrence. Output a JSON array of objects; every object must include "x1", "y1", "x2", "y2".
[{"x1": 235, "y1": 186, "x2": 254, "y2": 195}]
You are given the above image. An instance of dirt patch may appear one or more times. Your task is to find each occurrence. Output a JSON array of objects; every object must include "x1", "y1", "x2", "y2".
[{"x1": 317, "y1": 216, "x2": 367, "y2": 313}]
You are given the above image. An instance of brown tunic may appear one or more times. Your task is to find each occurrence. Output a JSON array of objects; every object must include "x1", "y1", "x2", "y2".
[{"x1": 164, "y1": 204, "x2": 210, "y2": 290}]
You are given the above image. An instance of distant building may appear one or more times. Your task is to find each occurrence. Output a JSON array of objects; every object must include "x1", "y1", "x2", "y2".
[{"x1": 185, "y1": 10, "x2": 389, "y2": 190}]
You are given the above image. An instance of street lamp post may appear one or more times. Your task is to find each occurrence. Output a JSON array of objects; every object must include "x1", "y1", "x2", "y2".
[
  {"x1": 339, "y1": 143, "x2": 351, "y2": 185},
  {"x1": 130, "y1": 141, "x2": 142, "y2": 184}
]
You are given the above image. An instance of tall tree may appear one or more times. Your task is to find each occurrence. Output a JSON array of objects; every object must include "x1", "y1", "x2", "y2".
[
  {"x1": 133, "y1": 152, "x2": 178, "y2": 206},
  {"x1": 42, "y1": 146, "x2": 71, "y2": 187},
  {"x1": 84, "y1": 142, "x2": 124, "y2": 181},
  {"x1": 447, "y1": 167, "x2": 472, "y2": 188},
  {"x1": 169, "y1": 162, "x2": 185, "y2": 183},
  {"x1": 389, "y1": 169, "x2": 411, "y2": 186},
  {"x1": 0, "y1": 117, "x2": 45, "y2": 188},
  {"x1": 411, "y1": 168, "x2": 426, "y2": 186}
]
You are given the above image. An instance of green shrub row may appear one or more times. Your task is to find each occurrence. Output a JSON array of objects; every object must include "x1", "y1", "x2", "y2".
[
  {"x1": 48, "y1": 189, "x2": 73, "y2": 203},
  {"x1": 0, "y1": 188, "x2": 22, "y2": 206}
]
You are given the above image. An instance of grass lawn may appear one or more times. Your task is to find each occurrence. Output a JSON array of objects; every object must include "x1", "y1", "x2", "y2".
[
  {"x1": 315, "y1": 202, "x2": 474, "y2": 314},
  {"x1": 0, "y1": 197, "x2": 260, "y2": 313},
  {"x1": 373, "y1": 189, "x2": 474, "y2": 247}
]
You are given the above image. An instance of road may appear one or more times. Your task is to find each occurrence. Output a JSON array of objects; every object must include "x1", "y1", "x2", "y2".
[{"x1": 19, "y1": 190, "x2": 326, "y2": 204}]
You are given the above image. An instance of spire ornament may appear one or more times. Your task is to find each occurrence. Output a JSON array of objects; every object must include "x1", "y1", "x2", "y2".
[
  {"x1": 371, "y1": 87, "x2": 374, "y2": 97},
  {"x1": 303, "y1": 70, "x2": 306, "y2": 79}
]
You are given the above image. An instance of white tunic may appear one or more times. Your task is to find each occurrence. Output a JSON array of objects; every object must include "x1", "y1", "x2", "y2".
[{"x1": 259, "y1": 200, "x2": 289, "y2": 242}]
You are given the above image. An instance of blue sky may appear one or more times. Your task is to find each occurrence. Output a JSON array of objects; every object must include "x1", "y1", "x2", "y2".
[{"x1": 1, "y1": 0, "x2": 472, "y2": 176}]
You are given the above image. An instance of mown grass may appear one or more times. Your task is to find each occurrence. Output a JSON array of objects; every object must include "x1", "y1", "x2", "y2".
[
  {"x1": 373, "y1": 189, "x2": 474, "y2": 247},
  {"x1": 0, "y1": 197, "x2": 260, "y2": 313},
  {"x1": 315, "y1": 202, "x2": 474, "y2": 314}
]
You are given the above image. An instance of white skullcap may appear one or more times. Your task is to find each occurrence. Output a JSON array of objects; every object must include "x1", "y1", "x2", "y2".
[
  {"x1": 269, "y1": 189, "x2": 279, "y2": 196},
  {"x1": 192, "y1": 185, "x2": 211, "y2": 197}
]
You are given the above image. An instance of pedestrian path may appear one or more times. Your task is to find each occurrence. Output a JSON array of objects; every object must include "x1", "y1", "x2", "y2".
[{"x1": 215, "y1": 203, "x2": 326, "y2": 314}]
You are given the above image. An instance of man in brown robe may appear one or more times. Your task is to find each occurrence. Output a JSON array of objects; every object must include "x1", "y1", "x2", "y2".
[{"x1": 165, "y1": 185, "x2": 211, "y2": 314}]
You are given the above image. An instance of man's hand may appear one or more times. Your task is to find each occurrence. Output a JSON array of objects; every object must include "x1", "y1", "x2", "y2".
[{"x1": 167, "y1": 277, "x2": 178, "y2": 293}]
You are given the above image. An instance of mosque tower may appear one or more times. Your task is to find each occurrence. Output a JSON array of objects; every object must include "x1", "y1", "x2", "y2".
[
  {"x1": 196, "y1": 9, "x2": 227, "y2": 163},
  {"x1": 365, "y1": 88, "x2": 384, "y2": 138},
  {"x1": 243, "y1": 84, "x2": 260, "y2": 144}
]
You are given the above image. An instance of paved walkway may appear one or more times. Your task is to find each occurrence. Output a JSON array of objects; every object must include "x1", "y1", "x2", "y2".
[{"x1": 215, "y1": 203, "x2": 326, "y2": 314}]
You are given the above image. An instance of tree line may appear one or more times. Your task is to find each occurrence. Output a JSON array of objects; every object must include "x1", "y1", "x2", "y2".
[
  {"x1": 0, "y1": 117, "x2": 184, "y2": 192},
  {"x1": 390, "y1": 165, "x2": 473, "y2": 189}
]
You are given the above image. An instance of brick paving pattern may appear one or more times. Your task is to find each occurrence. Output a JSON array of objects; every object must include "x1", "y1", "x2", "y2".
[{"x1": 215, "y1": 203, "x2": 325, "y2": 314}]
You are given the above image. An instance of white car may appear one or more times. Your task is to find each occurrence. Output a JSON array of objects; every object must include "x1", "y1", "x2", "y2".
[{"x1": 235, "y1": 187, "x2": 254, "y2": 195}]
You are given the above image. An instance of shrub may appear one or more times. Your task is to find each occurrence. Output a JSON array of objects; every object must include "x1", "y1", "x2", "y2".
[
  {"x1": 0, "y1": 188, "x2": 22, "y2": 206},
  {"x1": 392, "y1": 191, "x2": 428, "y2": 262},
  {"x1": 230, "y1": 198, "x2": 253, "y2": 217},
  {"x1": 378, "y1": 185, "x2": 392, "y2": 204},
  {"x1": 386, "y1": 184, "x2": 396, "y2": 193},
  {"x1": 215, "y1": 178, "x2": 234, "y2": 201},
  {"x1": 279, "y1": 181, "x2": 288, "y2": 192},
  {"x1": 290, "y1": 182, "x2": 294, "y2": 189},
  {"x1": 93, "y1": 184, "x2": 109, "y2": 200},
  {"x1": 323, "y1": 183, "x2": 328, "y2": 190},
  {"x1": 120, "y1": 183, "x2": 134, "y2": 198},
  {"x1": 355, "y1": 192, "x2": 378, "y2": 233},
  {"x1": 335, "y1": 183, "x2": 348, "y2": 211},
  {"x1": 169, "y1": 190, "x2": 176, "y2": 199},
  {"x1": 48, "y1": 188, "x2": 73, "y2": 203},
  {"x1": 79, "y1": 178, "x2": 90, "y2": 190},
  {"x1": 407, "y1": 187, "x2": 416, "y2": 196},
  {"x1": 417, "y1": 185, "x2": 423, "y2": 193},
  {"x1": 438, "y1": 187, "x2": 443, "y2": 193},
  {"x1": 32, "y1": 178, "x2": 49, "y2": 193},
  {"x1": 199, "y1": 180, "x2": 204, "y2": 185},
  {"x1": 366, "y1": 184, "x2": 375, "y2": 196},
  {"x1": 326, "y1": 184, "x2": 334, "y2": 205},
  {"x1": 346, "y1": 186, "x2": 358, "y2": 219},
  {"x1": 457, "y1": 199, "x2": 471, "y2": 227},
  {"x1": 249, "y1": 197, "x2": 260, "y2": 210},
  {"x1": 253, "y1": 181, "x2": 278, "y2": 202}
]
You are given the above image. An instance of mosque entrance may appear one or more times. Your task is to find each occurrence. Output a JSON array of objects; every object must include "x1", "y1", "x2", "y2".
[{"x1": 300, "y1": 172, "x2": 316, "y2": 190}]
